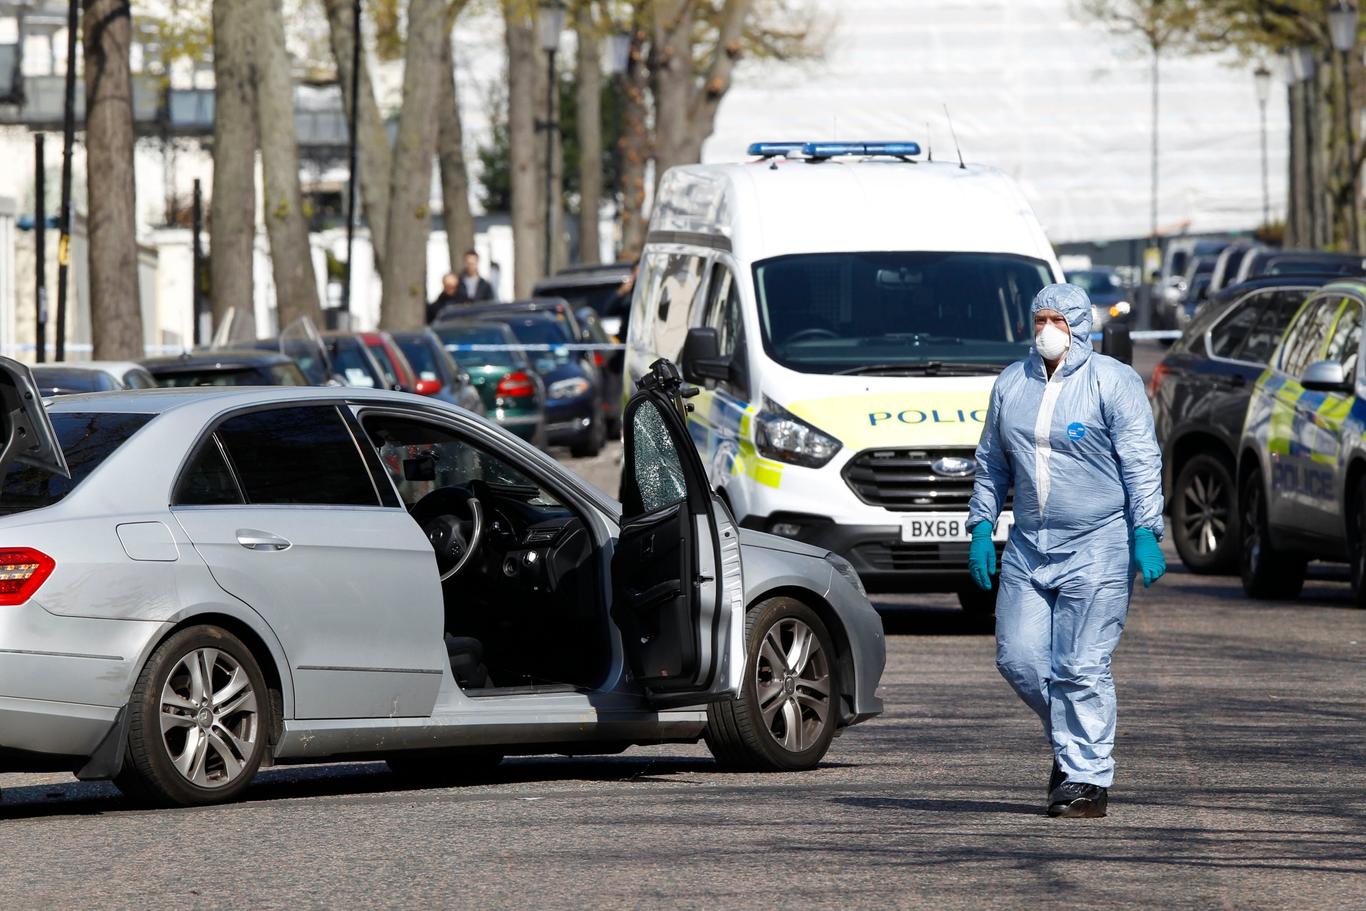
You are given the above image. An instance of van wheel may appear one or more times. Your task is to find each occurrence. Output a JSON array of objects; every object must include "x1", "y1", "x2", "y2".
[
  {"x1": 1172, "y1": 453, "x2": 1238, "y2": 574},
  {"x1": 957, "y1": 586, "x2": 998, "y2": 615},
  {"x1": 1239, "y1": 469, "x2": 1306, "y2": 600},
  {"x1": 1347, "y1": 479, "x2": 1366, "y2": 609},
  {"x1": 116, "y1": 625, "x2": 269, "y2": 807},
  {"x1": 704, "y1": 598, "x2": 840, "y2": 772}
]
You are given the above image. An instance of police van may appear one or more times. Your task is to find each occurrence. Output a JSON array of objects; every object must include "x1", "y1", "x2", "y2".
[{"x1": 623, "y1": 141, "x2": 1063, "y2": 612}]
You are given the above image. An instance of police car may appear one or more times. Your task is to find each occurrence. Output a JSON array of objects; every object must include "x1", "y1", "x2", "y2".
[
  {"x1": 624, "y1": 141, "x2": 1064, "y2": 613},
  {"x1": 1238, "y1": 278, "x2": 1366, "y2": 604}
]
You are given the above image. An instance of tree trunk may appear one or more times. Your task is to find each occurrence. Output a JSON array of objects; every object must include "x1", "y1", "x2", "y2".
[
  {"x1": 210, "y1": 0, "x2": 257, "y2": 341},
  {"x1": 651, "y1": 0, "x2": 693, "y2": 183},
  {"x1": 321, "y1": 0, "x2": 392, "y2": 274},
  {"x1": 82, "y1": 0, "x2": 142, "y2": 359},
  {"x1": 618, "y1": 26, "x2": 650, "y2": 258},
  {"x1": 378, "y1": 0, "x2": 446, "y2": 330},
  {"x1": 437, "y1": 23, "x2": 476, "y2": 273},
  {"x1": 255, "y1": 0, "x2": 322, "y2": 329},
  {"x1": 575, "y1": 5, "x2": 602, "y2": 264},
  {"x1": 1287, "y1": 79, "x2": 1307, "y2": 247},
  {"x1": 684, "y1": 0, "x2": 750, "y2": 163},
  {"x1": 506, "y1": 4, "x2": 541, "y2": 297}
]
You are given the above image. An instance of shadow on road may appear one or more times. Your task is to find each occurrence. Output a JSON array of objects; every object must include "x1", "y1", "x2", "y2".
[
  {"x1": 874, "y1": 603, "x2": 995, "y2": 636},
  {"x1": 832, "y1": 795, "x2": 1039, "y2": 816}
]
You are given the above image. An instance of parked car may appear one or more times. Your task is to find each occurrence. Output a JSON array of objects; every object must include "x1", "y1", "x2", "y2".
[
  {"x1": 430, "y1": 320, "x2": 546, "y2": 444},
  {"x1": 32, "y1": 361, "x2": 157, "y2": 396},
  {"x1": 390, "y1": 328, "x2": 485, "y2": 414},
  {"x1": 142, "y1": 350, "x2": 308, "y2": 387},
  {"x1": 1064, "y1": 266, "x2": 1131, "y2": 330},
  {"x1": 488, "y1": 314, "x2": 607, "y2": 457},
  {"x1": 575, "y1": 306, "x2": 624, "y2": 436},
  {"x1": 359, "y1": 330, "x2": 419, "y2": 393},
  {"x1": 459, "y1": 298, "x2": 588, "y2": 352},
  {"x1": 1157, "y1": 255, "x2": 1216, "y2": 330},
  {"x1": 321, "y1": 332, "x2": 392, "y2": 389},
  {"x1": 1151, "y1": 275, "x2": 1337, "y2": 574},
  {"x1": 1232, "y1": 247, "x2": 1366, "y2": 285},
  {"x1": 1208, "y1": 240, "x2": 1258, "y2": 295},
  {"x1": 1238, "y1": 277, "x2": 1366, "y2": 602},
  {"x1": 533, "y1": 262, "x2": 637, "y2": 338},
  {"x1": 0, "y1": 356, "x2": 884, "y2": 806}
]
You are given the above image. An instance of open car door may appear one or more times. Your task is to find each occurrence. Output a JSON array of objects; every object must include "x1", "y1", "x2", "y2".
[
  {"x1": 0, "y1": 357, "x2": 69, "y2": 479},
  {"x1": 612, "y1": 358, "x2": 744, "y2": 708}
]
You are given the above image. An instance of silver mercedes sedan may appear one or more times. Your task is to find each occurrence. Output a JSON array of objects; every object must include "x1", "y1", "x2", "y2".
[{"x1": 0, "y1": 357, "x2": 884, "y2": 807}]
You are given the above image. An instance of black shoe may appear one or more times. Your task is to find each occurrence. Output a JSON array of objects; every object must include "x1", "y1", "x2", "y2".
[
  {"x1": 1047, "y1": 782, "x2": 1108, "y2": 818},
  {"x1": 1048, "y1": 760, "x2": 1065, "y2": 795}
]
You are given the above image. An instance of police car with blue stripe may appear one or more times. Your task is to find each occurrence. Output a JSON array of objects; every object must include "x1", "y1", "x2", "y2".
[{"x1": 1238, "y1": 278, "x2": 1366, "y2": 604}]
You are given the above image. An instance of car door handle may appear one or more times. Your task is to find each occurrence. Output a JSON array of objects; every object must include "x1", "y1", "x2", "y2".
[{"x1": 236, "y1": 530, "x2": 292, "y2": 552}]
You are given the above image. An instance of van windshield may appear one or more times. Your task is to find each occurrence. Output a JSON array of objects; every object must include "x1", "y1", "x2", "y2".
[{"x1": 753, "y1": 251, "x2": 1053, "y2": 375}]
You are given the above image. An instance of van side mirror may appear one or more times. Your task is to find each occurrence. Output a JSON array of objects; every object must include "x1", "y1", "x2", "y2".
[
  {"x1": 1102, "y1": 322, "x2": 1133, "y2": 366},
  {"x1": 680, "y1": 327, "x2": 732, "y2": 384},
  {"x1": 1301, "y1": 359, "x2": 1352, "y2": 393}
]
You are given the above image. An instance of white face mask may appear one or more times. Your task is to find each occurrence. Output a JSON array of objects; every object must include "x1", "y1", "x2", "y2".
[{"x1": 1035, "y1": 321, "x2": 1070, "y2": 361}]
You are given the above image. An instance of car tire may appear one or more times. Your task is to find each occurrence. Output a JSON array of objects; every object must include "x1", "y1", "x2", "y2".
[
  {"x1": 957, "y1": 586, "x2": 998, "y2": 615},
  {"x1": 116, "y1": 625, "x2": 271, "y2": 807},
  {"x1": 1172, "y1": 453, "x2": 1239, "y2": 574},
  {"x1": 386, "y1": 749, "x2": 504, "y2": 783},
  {"x1": 1347, "y1": 478, "x2": 1366, "y2": 610},
  {"x1": 704, "y1": 597, "x2": 840, "y2": 772},
  {"x1": 1240, "y1": 468, "x2": 1306, "y2": 600},
  {"x1": 570, "y1": 413, "x2": 606, "y2": 458}
]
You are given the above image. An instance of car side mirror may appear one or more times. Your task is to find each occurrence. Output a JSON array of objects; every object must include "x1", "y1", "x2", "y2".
[
  {"x1": 1301, "y1": 359, "x2": 1353, "y2": 393},
  {"x1": 1102, "y1": 322, "x2": 1133, "y2": 366},
  {"x1": 680, "y1": 327, "x2": 732, "y2": 384}
]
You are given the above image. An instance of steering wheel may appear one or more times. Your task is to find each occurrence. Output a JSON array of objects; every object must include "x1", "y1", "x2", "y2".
[
  {"x1": 411, "y1": 486, "x2": 484, "y2": 582},
  {"x1": 784, "y1": 327, "x2": 839, "y2": 344}
]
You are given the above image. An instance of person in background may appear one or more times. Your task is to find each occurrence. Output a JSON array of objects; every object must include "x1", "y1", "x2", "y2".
[
  {"x1": 966, "y1": 282, "x2": 1165, "y2": 819},
  {"x1": 428, "y1": 250, "x2": 496, "y2": 323}
]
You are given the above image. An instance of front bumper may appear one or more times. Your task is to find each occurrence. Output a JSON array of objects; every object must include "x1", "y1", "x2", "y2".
[{"x1": 545, "y1": 394, "x2": 596, "y2": 443}]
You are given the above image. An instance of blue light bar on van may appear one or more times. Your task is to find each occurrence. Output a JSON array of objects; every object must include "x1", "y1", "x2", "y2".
[
  {"x1": 747, "y1": 141, "x2": 807, "y2": 157},
  {"x1": 802, "y1": 141, "x2": 922, "y2": 158}
]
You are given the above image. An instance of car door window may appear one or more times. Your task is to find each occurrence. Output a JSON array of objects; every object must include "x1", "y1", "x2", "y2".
[
  {"x1": 1324, "y1": 299, "x2": 1364, "y2": 377},
  {"x1": 1236, "y1": 290, "x2": 1310, "y2": 365},
  {"x1": 1208, "y1": 296, "x2": 1262, "y2": 359},
  {"x1": 1279, "y1": 299, "x2": 1338, "y2": 378},
  {"x1": 213, "y1": 406, "x2": 380, "y2": 506},
  {"x1": 174, "y1": 437, "x2": 244, "y2": 505},
  {"x1": 702, "y1": 265, "x2": 743, "y2": 359},
  {"x1": 630, "y1": 399, "x2": 688, "y2": 512}
]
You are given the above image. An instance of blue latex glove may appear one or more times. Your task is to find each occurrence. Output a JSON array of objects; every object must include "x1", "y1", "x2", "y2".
[
  {"x1": 968, "y1": 521, "x2": 996, "y2": 591},
  {"x1": 1133, "y1": 527, "x2": 1166, "y2": 588}
]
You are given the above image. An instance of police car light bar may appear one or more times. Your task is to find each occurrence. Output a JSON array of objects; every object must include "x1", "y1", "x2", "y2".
[
  {"x1": 803, "y1": 141, "x2": 922, "y2": 159},
  {"x1": 747, "y1": 141, "x2": 808, "y2": 158}
]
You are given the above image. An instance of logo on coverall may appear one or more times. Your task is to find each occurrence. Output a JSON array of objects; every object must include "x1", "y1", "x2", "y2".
[{"x1": 1067, "y1": 422, "x2": 1087, "y2": 441}]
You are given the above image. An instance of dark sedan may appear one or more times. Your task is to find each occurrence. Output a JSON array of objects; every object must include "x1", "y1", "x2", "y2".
[
  {"x1": 1150, "y1": 274, "x2": 1337, "y2": 573},
  {"x1": 494, "y1": 315, "x2": 606, "y2": 457},
  {"x1": 142, "y1": 350, "x2": 308, "y2": 387}
]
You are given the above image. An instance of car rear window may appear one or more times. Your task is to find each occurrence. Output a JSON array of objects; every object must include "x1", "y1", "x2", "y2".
[
  {"x1": 154, "y1": 364, "x2": 305, "y2": 387},
  {"x1": 31, "y1": 368, "x2": 118, "y2": 395},
  {"x1": 396, "y1": 337, "x2": 442, "y2": 381},
  {"x1": 0, "y1": 412, "x2": 154, "y2": 515}
]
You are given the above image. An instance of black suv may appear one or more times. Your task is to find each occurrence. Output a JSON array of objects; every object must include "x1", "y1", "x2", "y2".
[{"x1": 1150, "y1": 275, "x2": 1338, "y2": 573}]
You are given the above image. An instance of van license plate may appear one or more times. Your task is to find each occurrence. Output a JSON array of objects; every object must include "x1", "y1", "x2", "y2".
[{"x1": 900, "y1": 514, "x2": 1012, "y2": 543}]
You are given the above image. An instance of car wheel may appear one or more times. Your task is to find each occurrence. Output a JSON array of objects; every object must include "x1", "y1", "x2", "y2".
[
  {"x1": 117, "y1": 625, "x2": 270, "y2": 807},
  {"x1": 957, "y1": 586, "x2": 998, "y2": 615},
  {"x1": 570, "y1": 413, "x2": 606, "y2": 458},
  {"x1": 1239, "y1": 468, "x2": 1306, "y2": 600},
  {"x1": 386, "y1": 749, "x2": 504, "y2": 783},
  {"x1": 704, "y1": 597, "x2": 840, "y2": 772},
  {"x1": 1347, "y1": 479, "x2": 1366, "y2": 610},
  {"x1": 1172, "y1": 453, "x2": 1239, "y2": 574}
]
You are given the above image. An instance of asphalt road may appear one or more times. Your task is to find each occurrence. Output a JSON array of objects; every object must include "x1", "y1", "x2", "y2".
[{"x1": 2, "y1": 346, "x2": 1364, "y2": 908}]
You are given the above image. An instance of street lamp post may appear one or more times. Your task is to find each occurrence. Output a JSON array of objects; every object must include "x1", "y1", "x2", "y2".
[
  {"x1": 343, "y1": 0, "x2": 361, "y2": 324},
  {"x1": 1255, "y1": 65, "x2": 1272, "y2": 229},
  {"x1": 54, "y1": 0, "x2": 77, "y2": 362},
  {"x1": 537, "y1": 1, "x2": 566, "y2": 279},
  {"x1": 603, "y1": 29, "x2": 631, "y2": 248},
  {"x1": 1293, "y1": 45, "x2": 1321, "y2": 246},
  {"x1": 1330, "y1": 2, "x2": 1360, "y2": 252}
]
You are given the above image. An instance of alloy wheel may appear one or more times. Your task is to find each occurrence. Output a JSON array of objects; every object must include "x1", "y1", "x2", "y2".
[
  {"x1": 1181, "y1": 468, "x2": 1228, "y2": 557},
  {"x1": 159, "y1": 647, "x2": 260, "y2": 788},
  {"x1": 754, "y1": 618, "x2": 831, "y2": 753},
  {"x1": 1242, "y1": 484, "x2": 1262, "y2": 576}
]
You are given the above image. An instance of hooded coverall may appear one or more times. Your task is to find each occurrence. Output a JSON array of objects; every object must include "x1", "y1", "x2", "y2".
[{"x1": 967, "y1": 283, "x2": 1164, "y2": 788}]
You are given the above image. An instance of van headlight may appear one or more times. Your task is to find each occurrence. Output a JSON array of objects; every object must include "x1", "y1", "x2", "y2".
[
  {"x1": 754, "y1": 397, "x2": 842, "y2": 468},
  {"x1": 548, "y1": 377, "x2": 590, "y2": 400},
  {"x1": 825, "y1": 552, "x2": 866, "y2": 597}
]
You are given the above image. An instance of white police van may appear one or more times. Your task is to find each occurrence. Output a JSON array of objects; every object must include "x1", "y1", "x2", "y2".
[{"x1": 623, "y1": 141, "x2": 1063, "y2": 612}]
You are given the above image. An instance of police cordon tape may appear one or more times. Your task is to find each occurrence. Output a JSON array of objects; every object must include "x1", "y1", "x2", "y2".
[{"x1": 443, "y1": 343, "x2": 626, "y2": 352}]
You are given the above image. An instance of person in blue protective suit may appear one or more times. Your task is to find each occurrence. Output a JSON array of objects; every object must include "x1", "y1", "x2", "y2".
[{"x1": 966, "y1": 282, "x2": 1166, "y2": 819}]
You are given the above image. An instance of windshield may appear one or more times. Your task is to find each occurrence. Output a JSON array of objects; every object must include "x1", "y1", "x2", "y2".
[
  {"x1": 502, "y1": 318, "x2": 573, "y2": 371},
  {"x1": 327, "y1": 339, "x2": 383, "y2": 387},
  {"x1": 0, "y1": 412, "x2": 154, "y2": 515},
  {"x1": 753, "y1": 251, "x2": 1052, "y2": 375},
  {"x1": 1066, "y1": 270, "x2": 1121, "y2": 294},
  {"x1": 434, "y1": 325, "x2": 528, "y2": 370}
]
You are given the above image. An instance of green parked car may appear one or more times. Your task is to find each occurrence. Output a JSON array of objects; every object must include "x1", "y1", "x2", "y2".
[{"x1": 432, "y1": 320, "x2": 546, "y2": 445}]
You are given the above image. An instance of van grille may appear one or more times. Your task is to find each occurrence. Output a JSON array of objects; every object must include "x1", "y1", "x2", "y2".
[{"x1": 843, "y1": 448, "x2": 1007, "y2": 512}]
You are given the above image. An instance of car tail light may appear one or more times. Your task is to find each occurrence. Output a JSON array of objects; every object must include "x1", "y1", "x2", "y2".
[
  {"x1": 1148, "y1": 362, "x2": 1169, "y2": 397},
  {"x1": 0, "y1": 548, "x2": 55, "y2": 606},
  {"x1": 592, "y1": 351, "x2": 606, "y2": 368},
  {"x1": 497, "y1": 371, "x2": 536, "y2": 398},
  {"x1": 414, "y1": 378, "x2": 443, "y2": 396}
]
